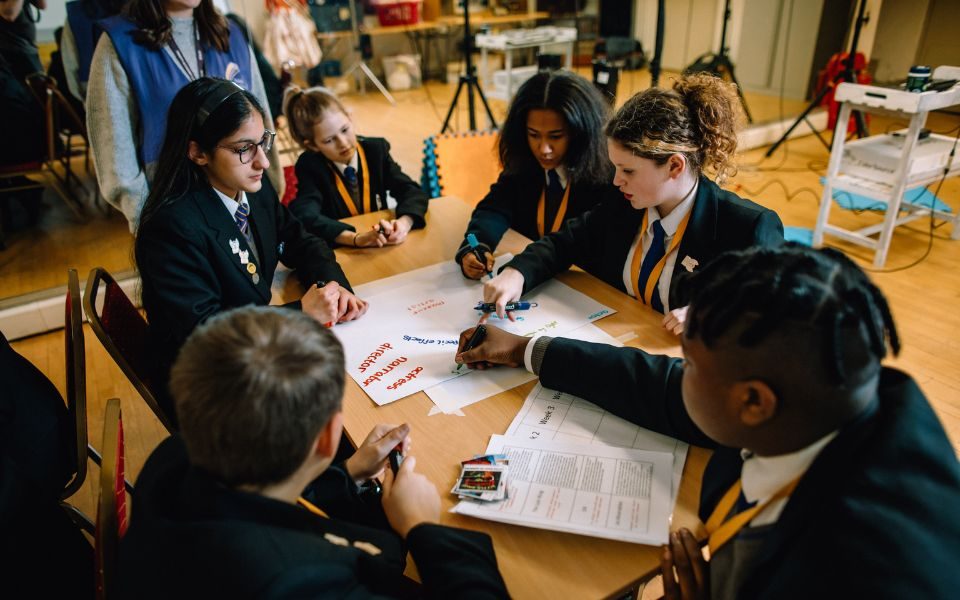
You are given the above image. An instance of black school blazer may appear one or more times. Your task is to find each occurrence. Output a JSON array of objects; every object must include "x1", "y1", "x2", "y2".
[
  {"x1": 505, "y1": 175, "x2": 785, "y2": 308},
  {"x1": 136, "y1": 177, "x2": 350, "y2": 404},
  {"x1": 455, "y1": 168, "x2": 616, "y2": 264},
  {"x1": 289, "y1": 136, "x2": 429, "y2": 245}
]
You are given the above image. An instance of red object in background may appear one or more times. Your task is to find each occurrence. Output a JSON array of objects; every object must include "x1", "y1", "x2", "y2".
[
  {"x1": 815, "y1": 51, "x2": 872, "y2": 132},
  {"x1": 373, "y1": 0, "x2": 421, "y2": 27},
  {"x1": 281, "y1": 165, "x2": 298, "y2": 206}
]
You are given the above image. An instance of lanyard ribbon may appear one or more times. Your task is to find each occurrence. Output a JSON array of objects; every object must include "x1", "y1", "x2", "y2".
[
  {"x1": 537, "y1": 181, "x2": 571, "y2": 237},
  {"x1": 331, "y1": 144, "x2": 371, "y2": 216},
  {"x1": 704, "y1": 476, "x2": 801, "y2": 554},
  {"x1": 297, "y1": 496, "x2": 329, "y2": 518},
  {"x1": 629, "y1": 208, "x2": 692, "y2": 304},
  {"x1": 167, "y1": 20, "x2": 205, "y2": 80}
]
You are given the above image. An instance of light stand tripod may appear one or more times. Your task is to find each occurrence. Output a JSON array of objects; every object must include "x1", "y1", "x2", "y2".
[
  {"x1": 342, "y1": 0, "x2": 396, "y2": 105},
  {"x1": 685, "y1": 0, "x2": 753, "y2": 122},
  {"x1": 441, "y1": 1, "x2": 497, "y2": 133},
  {"x1": 649, "y1": 0, "x2": 665, "y2": 88},
  {"x1": 764, "y1": 0, "x2": 869, "y2": 158}
]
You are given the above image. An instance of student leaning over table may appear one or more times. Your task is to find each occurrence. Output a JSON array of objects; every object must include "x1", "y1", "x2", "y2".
[
  {"x1": 285, "y1": 84, "x2": 430, "y2": 249},
  {"x1": 118, "y1": 307, "x2": 510, "y2": 599},
  {"x1": 136, "y1": 78, "x2": 365, "y2": 427},
  {"x1": 481, "y1": 73, "x2": 784, "y2": 335},
  {"x1": 455, "y1": 70, "x2": 618, "y2": 280},
  {"x1": 456, "y1": 244, "x2": 960, "y2": 600}
]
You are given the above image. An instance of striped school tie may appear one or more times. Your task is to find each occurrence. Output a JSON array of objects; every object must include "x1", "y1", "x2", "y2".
[
  {"x1": 636, "y1": 220, "x2": 667, "y2": 313},
  {"x1": 343, "y1": 165, "x2": 360, "y2": 207},
  {"x1": 234, "y1": 201, "x2": 250, "y2": 236}
]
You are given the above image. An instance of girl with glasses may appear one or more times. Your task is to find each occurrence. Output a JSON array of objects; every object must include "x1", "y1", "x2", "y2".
[
  {"x1": 284, "y1": 85, "x2": 429, "y2": 248},
  {"x1": 136, "y1": 77, "x2": 367, "y2": 424}
]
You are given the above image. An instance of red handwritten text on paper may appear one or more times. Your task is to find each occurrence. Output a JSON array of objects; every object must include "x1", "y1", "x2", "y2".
[
  {"x1": 358, "y1": 343, "x2": 394, "y2": 373},
  {"x1": 407, "y1": 299, "x2": 445, "y2": 315},
  {"x1": 386, "y1": 366, "x2": 425, "y2": 390},
  {"x1": 362, "y1": 356, "x2": 409, "y2": 387}
]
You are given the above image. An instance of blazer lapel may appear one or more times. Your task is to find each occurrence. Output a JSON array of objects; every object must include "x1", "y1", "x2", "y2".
[
  {"x1": 248, "y1": 188, "x2": 277, "y2": 299},
  {"x1": 670, "y1": 176, "x2": 718, "y2": 307},
  {"x1": 193, "y1": 187, "x2": 271, "y2": 302}
]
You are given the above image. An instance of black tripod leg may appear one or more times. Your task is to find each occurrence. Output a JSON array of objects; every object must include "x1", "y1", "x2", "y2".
[
  {"x1": 764, "y1": 83, "x2": 832, "y2": 158},
  {"x1": 442, "y1": 78, "x2": 467, "y2": 133},
  {"x1": 473, "y1": 81, "x2": 498, "y2": 130}
]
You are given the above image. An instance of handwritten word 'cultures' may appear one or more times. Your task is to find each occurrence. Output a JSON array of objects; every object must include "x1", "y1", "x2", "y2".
[{"x1": 407, "y1": 299, "x2": 445, "y2": 315}]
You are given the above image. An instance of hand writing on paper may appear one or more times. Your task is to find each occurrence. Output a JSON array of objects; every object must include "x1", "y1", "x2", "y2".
[
  {"x1": 481, "y1": 268, "x2": 525, "y2": 322},
  {"x1": 662, "y1": 306, "x2": 689, "y2": 337},
  {"x1": 301, "y1": 281, "x2": 341, "y2": 324},
  {"x1": 344, "y1": 423, "x2": 411, "y2": 484},
  {"x1": 385, "y1": 215, "x2": 414, "y2": 245},
  {"x1": 336, "y1": 289, "x2": 369, "y2": 323},
  {"x1": 381, "y1": 455, "x2": 441, "y2": 538},
  {"x1": 661, "y1": 529, "x2": 710, "y2": 600},
  {"x1": 455, "y1": 325, "x2": 527, "y2": 370},
  {"x1": 461, "y1": 250, "x2": 495, "y2": 280}
]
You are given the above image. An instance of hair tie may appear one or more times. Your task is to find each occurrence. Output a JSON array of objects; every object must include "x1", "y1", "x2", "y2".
[{"x1": 196, "y1": 80, "x2": 244, "y2": 129}]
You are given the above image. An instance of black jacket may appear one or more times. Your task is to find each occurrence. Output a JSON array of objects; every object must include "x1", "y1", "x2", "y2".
[
  {"x1": 537, "y1": 337, "x2": 960, "y2": 599},
  {"x1": 136, "y1": 178, "x2": 350, "y2": 418},
  {"x1": 289, "y1": 137, "x2": 429, "y2": 245},
  {"x1": 505, "y1": 176, "x2": 784, "y2": 308},
  {"x1": 119, "y1": 436, "x2": 509, "y2": 599},
  {"x1": 455, "y1": 168, "x2": 616, "y2": 265}
]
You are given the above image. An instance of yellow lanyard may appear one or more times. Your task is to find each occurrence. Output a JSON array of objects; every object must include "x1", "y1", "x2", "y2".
[
  {"x1": 704, "y1": 476, "x2": 801, "y2": 554},
  {"x1": 296, "y1": 496, "x2": 329, "y2": 518},
  {"x1": 629, "y1": 208, "x2": 693, "y2": 304},
  {"x1": 331, "y1": 144, "x2": 371, "y2": 216},
  {"x1": 537, "y1": 180, "x2": 571, "y2": 237}
]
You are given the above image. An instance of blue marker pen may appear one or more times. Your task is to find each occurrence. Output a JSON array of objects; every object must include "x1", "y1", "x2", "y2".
[
  {"x1": 466, "y1": 233, "x2": 493, "y2": 280},
  {"x1": 474, "y1": 301, "x2": 538, "y2": 313}
]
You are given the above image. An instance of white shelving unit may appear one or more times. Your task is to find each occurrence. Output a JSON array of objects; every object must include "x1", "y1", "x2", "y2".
[
  {"x1": 475, "y1": 27, "x2": 577, "y2": 101},
  {"x1": 814, "y1": 66, "x2": 960, "y2": 267}
]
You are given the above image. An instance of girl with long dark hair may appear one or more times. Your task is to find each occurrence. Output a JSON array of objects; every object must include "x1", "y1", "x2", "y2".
[
  {"x1": 136, "y1": 77, "x2": 366, "y2": 423},
  {"x1": 86, "y1": 0, "x2": 281, "y2": 232},
  {"x1": 455, "y1": 70, "x2": 616, "y2": 279}
]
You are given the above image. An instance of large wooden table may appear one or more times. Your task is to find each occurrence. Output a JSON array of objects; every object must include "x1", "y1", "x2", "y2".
[{"x1": 328, "y1": 197, "x2": 708, "y2": 599}]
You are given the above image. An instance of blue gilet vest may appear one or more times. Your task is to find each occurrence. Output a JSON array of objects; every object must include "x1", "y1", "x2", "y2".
[
  {"x1": 65, "y1": 1, "x2": 102, "y2": 85},
  {"x1": 100, "y1": 15, "x2": 252, "y2": 166}
]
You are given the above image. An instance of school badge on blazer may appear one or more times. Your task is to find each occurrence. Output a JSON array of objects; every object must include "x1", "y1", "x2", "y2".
[
  {"x1": 681, "y1": 256, "x2": 699, "y2": 272},
  {"x1": 277, "y1": 241, "x2": 285, "y2": 256}
]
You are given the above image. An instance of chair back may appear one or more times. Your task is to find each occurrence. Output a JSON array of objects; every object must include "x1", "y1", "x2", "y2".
[
  {"x1": 95, "y1": 398, "x2": 127, "y2": 600},
  {"x1": 83, "y1": 267, "x2": 174, "y2": 431},
  {"x1": 62, "y1": 268, "x2": 90, "y2": 499}
]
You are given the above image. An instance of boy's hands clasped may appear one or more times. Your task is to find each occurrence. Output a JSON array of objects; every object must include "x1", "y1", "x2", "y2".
[{"x1": 301, "y1": 281, "x2": 368, "y2": 325}]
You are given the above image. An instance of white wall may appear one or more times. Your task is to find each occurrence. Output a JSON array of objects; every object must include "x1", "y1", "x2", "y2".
[{"x1": 870, "y1": 0, "x2": 928, "y2": 83}]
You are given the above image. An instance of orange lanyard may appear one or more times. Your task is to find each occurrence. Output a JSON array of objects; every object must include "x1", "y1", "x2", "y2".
[
  {"x1": 537, "y1": 180, "x2": 571, "y2": 237},
  {"x1": 629, "y1": 208, "x2": 692, "y2": 304},
  {"x1": 331, "y1": 144, "x2": 371, "y2": 216},
  {"x1": 704, "y1": 477, "x2": 800, "y2": 554},
  {"x1": 296, "y1": 496, "x2": 329, "y2": 518}
]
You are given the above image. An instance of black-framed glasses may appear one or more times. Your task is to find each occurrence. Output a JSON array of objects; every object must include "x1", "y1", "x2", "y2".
[{"x1": 219, "y1": 130, "x2": 275, "y2": 164}]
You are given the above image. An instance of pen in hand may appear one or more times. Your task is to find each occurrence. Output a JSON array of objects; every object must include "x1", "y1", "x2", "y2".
[{"x1": 456, "y1": 324, "x2": 487, "y2": 371}]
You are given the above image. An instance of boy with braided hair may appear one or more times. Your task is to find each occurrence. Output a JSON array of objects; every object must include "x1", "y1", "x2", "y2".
[{"x1": 455, "y1": 244, "x2": 960, "y2": 599}]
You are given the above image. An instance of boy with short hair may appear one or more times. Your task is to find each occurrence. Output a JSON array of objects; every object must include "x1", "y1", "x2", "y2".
[
  {"x1": 121, "y1": 306, "x2": 509, "y2": 599},
  {"x1": 456, "y1": 244, "x2": 960, "y2": 598}
]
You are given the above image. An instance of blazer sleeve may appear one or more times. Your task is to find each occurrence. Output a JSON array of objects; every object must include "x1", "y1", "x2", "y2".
[
  {"x1": 274, "y1": 199, "x2": 352, "y2": 292},
  {"x1": 289, "y1": 155, "x2": 356, "y2": 246},
  {"x1": 503, "y1": 200, "x2": 612, "y2": 294},
  {"x1": 538, "y1": 338, "x2": 716, "y2": 448},
  {"x1": 379, "y1": 139, "x2": 428, "y2": 228},
  {"x1": 136, "y1": 217, "x2": 226, "y2": 348},
  {"x1": 406, "y1": 524, "x2": 510, "y2": 599},
  {"x1": 455, "y1": 172, "x2": 519, "y2": 265},
  {"x1": 754, "y1": 208, "x2": 785, "y2": 247}
]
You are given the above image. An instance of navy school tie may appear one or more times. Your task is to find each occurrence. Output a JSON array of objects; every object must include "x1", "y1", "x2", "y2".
[
  {"x1": 636, "y1": 220, "x2": 667, "y2": 313},
  {"x1": 234, "y1": 201, "x2": 249, "y2": 236}
]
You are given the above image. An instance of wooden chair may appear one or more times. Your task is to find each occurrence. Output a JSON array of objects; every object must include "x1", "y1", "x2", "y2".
[
  {"x1": 95, "y1": 398, "x2": 128, "y2": 600},
  {"x1": 83, "y1": 267, "x2": 174, "y2": 432}
]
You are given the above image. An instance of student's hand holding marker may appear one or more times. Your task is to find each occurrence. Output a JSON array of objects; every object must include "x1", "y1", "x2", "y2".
[
  {"x1": 481, "y1": 268, "x2": 525, "y2": 322},
  {"x1": 455, "y1": 325, "x2": 527, "y2": 370},
  {"x1": 461, "y1": 251, "x2": 495, "y2": 280},
  {"x1": 381, "y1": 454, "x2": 441, "y2": 538},
  {"x1": 344, "y1": 423, "x2": 411, "y2": 485},
  {"x1": 301, "y1": 281, "x2": 341, "y2": 325},
  {"x1": 335, "y1": 288, "x2": 368, "y2": 323},
  {"x1": 662, "y1": 306, "x2": 689, "y2": 336},
  {"x1": 661, "y1": 528, "x2": 709, "y2": 600}
]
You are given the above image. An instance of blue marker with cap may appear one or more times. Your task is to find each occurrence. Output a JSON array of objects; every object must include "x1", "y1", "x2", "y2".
[
  {"x1": 474, "y1": 301, "x2": 538, "y2": 313},
  {"x1": 466, "y1": 233, "x2": 493, "y2": 280}
]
